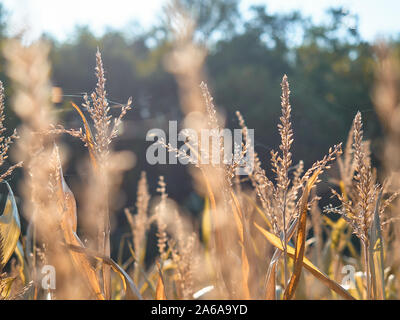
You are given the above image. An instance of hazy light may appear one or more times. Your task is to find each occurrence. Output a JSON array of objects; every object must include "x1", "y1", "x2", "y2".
[{"x1": 2, "y1": 0, "x2": 400, "y2": 43}]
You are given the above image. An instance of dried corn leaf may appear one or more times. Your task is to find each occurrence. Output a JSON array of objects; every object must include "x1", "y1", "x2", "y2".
[
  {"x1": 265, "y1": 252, "x2": 278, "y2": 299},
  {"x1": 369, "y1": 189, "x2": 385, "y2": 299},
  {"x1": 156, "y1": 262, "x2": 166, "y2": 300},
  {"x1": 283, "y1": 169, "x2": 320, "y2": 300},
  {"x1": 0, "y1": 276, "x2": 15, "y2": 299},
  {"x1": 71, "y1": 102, "x2": 98, "y2": 170},
  {"x1": 265, "y1": 219, "x2": 298, "y2": 299},
  {"x1": 156, "y1": 275, "x2": 166, "y2": 300},
  {"x1": 67, "y1": 243, "x2": 142, "y2": 300},
  {"x1": 15, "y1": 240, "x2": 26, "y2": 284},
  {"x1": 52, "y1": 144, "x2": 104, "y2": 299},
  {"x1": 255, "y1": 222, "x2": 355, "y2": 300},
  {"x1": 0, "y1": 182, "x2": 21, "y2": 269}
]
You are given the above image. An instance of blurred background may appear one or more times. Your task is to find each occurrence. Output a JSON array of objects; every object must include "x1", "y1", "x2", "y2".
[{"x1": 0, "y1": 0, "x2": 399, "y2": 260}]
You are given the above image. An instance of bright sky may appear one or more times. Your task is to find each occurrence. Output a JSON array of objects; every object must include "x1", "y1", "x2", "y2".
[{"x1": 1, "y1": 0, "x2": 400, "y2": 42}]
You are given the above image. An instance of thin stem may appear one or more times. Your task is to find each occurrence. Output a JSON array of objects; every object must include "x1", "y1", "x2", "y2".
[
  {"x1": 97, "y1": 170, "x2": 111, "y2": 300},
  {"x1": 282, "y1": 192, "x2": 288, "y2": 287},
  {"x1": 363, "y1": 241, "x2": 371, "y2": 300}
]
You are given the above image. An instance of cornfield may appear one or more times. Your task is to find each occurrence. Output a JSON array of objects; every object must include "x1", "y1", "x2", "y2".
[{"x1": 1, "y1": 10, "x2": 400, "y2": 301}]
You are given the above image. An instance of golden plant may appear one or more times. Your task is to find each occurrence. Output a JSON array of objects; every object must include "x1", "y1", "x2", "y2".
[{"x1": 1, "y1": 9, "x2": 400, "y2": 301}]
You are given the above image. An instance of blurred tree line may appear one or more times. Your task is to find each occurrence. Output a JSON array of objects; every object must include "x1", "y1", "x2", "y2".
[{"x1": 0, "y1": 1, "x2": 398, "y2": 249}]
